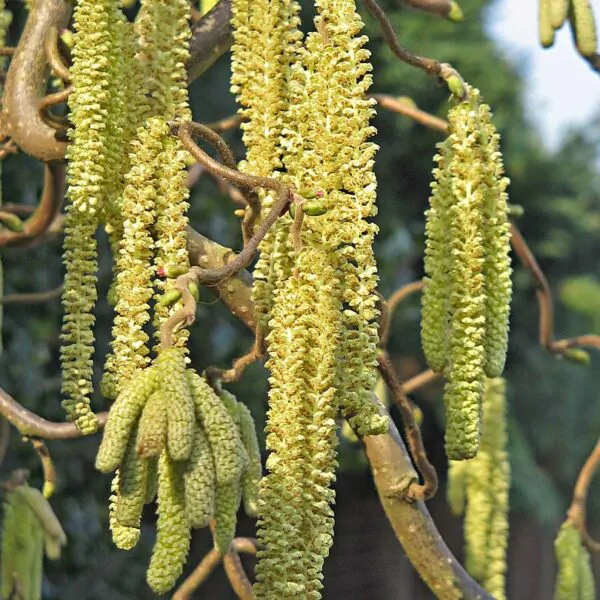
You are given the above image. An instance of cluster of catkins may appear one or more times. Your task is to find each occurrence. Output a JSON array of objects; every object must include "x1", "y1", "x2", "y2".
[
  {"x1": 539, "y1": 0, "x2": 597, "y2": 57},
  {"x1": 96, "y1": 347, "x2": 261, "y2": 594},
  {"x1": 58, "y1": 0, "x2": 264, "y2": 594},
  {"x1": 447, "y1": 377, "x2": 510, "y2": 599},
  {"x1": 231, "y1": 0, "x2": 386, "y2": 597},
  {"x1": 554, "y1": 520, "x2": 596, "y2": 600},
  {"x1": 1, "y1": 484, "x2": 67, "y2": 600},
  {"x1": 421, "y1": 86, "x2": 512, "y2": 460}
]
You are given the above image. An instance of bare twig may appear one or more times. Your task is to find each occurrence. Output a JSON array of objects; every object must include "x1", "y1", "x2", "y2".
[
  {"x1": 362, "y1": 0, "x2": 466, "y2": 96},
  {"x1": 44, "y1": 25, "x2": 71, "y2": 83},
  {"x1": 173, "y1": 537, "x2": 258, "y2": 599},
  {"x1": 205, "y1": 113, "x2": 242, "y2": 133},
  {"x1": 402, "y1": 368, "x2": 439, "y2": 394},
  {"x1": 0, "y1": 385, "x2": 107, "y2": 439},
  {"x1": 38, "y1": 87, "x2": 70, "y2": 131},
  {"x1": 376, "y1": 352, "x2": 438, "y2": 501},
  {"x1": 399, "y1": 0, "x2": 462, "y2": 20},
  {"x1": 381, "y1": 279, "x2": 425, "y2": 346},
  {"x1": 30, "y1": 438, "x2": 56, "y2": 498},
  {"x1": 510, "y1": 223, "x2": 600, "y2": 356},
  {"x1": 567, "y1": 437, "x2": 600, "y2": 552},
  {"x1": 372, "y1": 94, "x2": 449, "y2": 133},
  {"x1": 0, "y1": 162, "x2": 65, "y2": 248},
  {"x1": 0, "y1": 285, "x2": 63, "y2": 304}
]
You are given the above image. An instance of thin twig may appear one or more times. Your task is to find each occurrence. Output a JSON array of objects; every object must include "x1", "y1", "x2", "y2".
[
  {"x1": 0, "y1": 285, "x2": 63, "y2": 304},
  {"x1": 510, "y1": 223, "x2": 600, "y2": 356},
  {"x1": 0, "y1": 385, "x2": 107, "y2": 440},
  {"x1": 399, "y1": 0, "x2": 462, "y2": 20},
  {"x1": 567, "y1": 437, "x2": 600, "y2": 552},
  {"x1": 219, "y1": 328, "x2": 265, "y2": 383},
  {"x1": 38, "y1": 87, "x2": 70, "y2": 131},
  {"x1": 172, "y1": 549, "x2": 222, "y2": 599},
  {"x1": 402, "y1": 368, "x2": 439, "y2": 394},
  {"x1": 361, "y1": 0, "x2": 466, "y2": 95},
  {"x1": 44, "y1": 25, "x2": 71, "y2": 83},
  {"x1": 0, "y1": 162, "x2": 65, "y2": 248},
  {"x1": 205, "y1": 113, "x2": 242, "y2": 133},
  {"x1": 381, "y1": 279, "x2": 425, "y2": 346},
  {"x1": 30, "y1": 439, "x2": 56, "y2": 498},
  {"x1": 223, "y1": 551, "x2": 254, "y2": 600},
  {"x1": 376, "y1": 352, "x2": 438, "y2": 501},
  {"x1": 372, "y1": 94, "x2": 449, "y2": 133}
]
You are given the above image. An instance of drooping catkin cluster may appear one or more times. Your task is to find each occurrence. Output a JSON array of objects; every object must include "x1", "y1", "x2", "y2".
[
  {"x1": 554, "y1": 520, "x2": 596, "y2": 600},
  {"x1": 231, "y1": 0, "x2": 301, "y2": 330},
  {"x1": 60, "y1": 0, "x2": 118, "y2": 434},
  {"x1": 539, "y1": 0, "x2": 597, "y2": 57},
  {"x1": 1, "y1": 485, "x2": 67, "y2": 600},
  {"x1": 234, "y1": 0, "x2": 385, "y2": 596},
  {"x1": 97, "y1": 347, "x2": 260, "y2": 594},
  {"x1": 446, "y1": 377, "x2": 510, "y2": 599},
  {"x1": 421, "y1": 86, "x2": 512, "y2": 460}
]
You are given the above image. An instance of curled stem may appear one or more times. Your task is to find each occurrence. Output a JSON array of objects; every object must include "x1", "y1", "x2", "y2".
[
  {"x1": 567, "y1": 437, "x2": 600, "y2": 552},
  {"x1": 44, "y1": 25, "x2": 71, "y2": 83},
  {"x1": 38, "y1": 87, "x2": 71, "y2": 131},
  {"x1": 361, "y1": 0, "x2": 466, "y2": 96}
]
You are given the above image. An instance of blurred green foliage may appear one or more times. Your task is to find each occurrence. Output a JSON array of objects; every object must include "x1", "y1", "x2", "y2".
[{"x1": 0, "y1": 0, "x2": 598, "y2": 596}]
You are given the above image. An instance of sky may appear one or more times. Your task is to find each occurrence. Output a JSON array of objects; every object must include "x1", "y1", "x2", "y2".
[{"x1": 486, "y1": 0, "x2": 600, "y2": 151}]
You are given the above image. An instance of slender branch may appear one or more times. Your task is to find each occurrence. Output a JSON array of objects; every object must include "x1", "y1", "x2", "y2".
[
  {"x1": 510, "y1": 223, "x2": 600, "y2": 357},
  {"x1": 567, "y1": 437, "x2": 600, "y2": 552},
  {"x1": 172, "y1": 549, "x2": 222, "y2": 599},
  {"x1": 402, "y1": 368, "x2": 439, "y2": 394},
  {"x1": 0, "y1": 285, "x2": 64, "y2": 305},
  {"x1": 30, "y1": 438, "x2": 56, "y2": 498},
  {"x1": 376, "y1": 352, "x2": 438, "y2": 501},
  {"x1": 44, "y1": 25, "x2": 71, "y2": 84},
  {"x1": 381, "y1": 279, "x2": 425, "y2": 346},
  {"x1": 223, "y1": 551, "x2": 254, "y2": 600},
  {"x1": 362, "y1": 0, "x2": 466, "y2": 96},
  {"x1": 0, "y1": 385, "x2": 107, "y2": 439},
  {"x1": 205, "y1": 113, "x2": 242, "y2": 133},
  {"x1": 38, "y1": 87, "x2": 70, "y2": 131},
  {"x1": 372, "y1": 94, "x2": 449, "y2": 133},
  {"x1": 398, "y1": 0, "x2": 463, "y2": 20},
  {"x1": 0, "y1": 162, "x2": 65, "y2": 248},
  {"x1": 362, "y1": 404, "x2": 494, "y2": 600}
]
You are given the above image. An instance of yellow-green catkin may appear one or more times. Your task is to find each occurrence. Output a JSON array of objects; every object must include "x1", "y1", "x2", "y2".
[
  {"x1": 186, "y1": 370, "x2": 247, "y2": 486},
  {"x1": 60, "y1": 0, "x2": 117, "y2": 434},
  {"x1": 147, "y1": 451, "x2": 191, "y2": 595},
  {"x1": 114, "y1": 426, "x2": 149, "y2": 528},
  {"x1": 236, "y1": 401, "x2": 262, "y2": 517},
  {"x1": 155, "y1": 348, "x2": 195, "y2": 461},
  {"x1": 231, "y1": 0, "x2": 301, "y2": 331},
  {"x1": 569, "y1": 0, "x2": 598, "y2": 56},
  {"x1": 213, "y1": 482, "x2": 243, "y2": 555},
  {"x1": 551, "y1": 0, "x2": 569, "y2": 28},
  {"x1": 423, "y1": 88, "x2": 512, "y2": 461},
  {"x1": 2, "y1": 488, "x2": 44, "y2": 600},
  {"x1": 422, "y1": 140, "x2": 453, "y2": 374},
  {"x1": 446, "y1": 458, "x2": 468, "y2": 516},
  {"x1": 109, "y1": 471, "x2": 141, "y2": 550},
  {"x1": 183, "y1": 426, "x2": 215, "y2": 529},
  {"x1": 540, "y1": 0, "x2": 556, "y2": 47},
  {"x1": 255, "y1": 248, "x2": 339, "y2": 600},
  {"x1": 137, "y1": 391, "x2": 168, "y2": 458},
  {"x1": 283, "y1": 0, "x2": 385, "y2": 437},
  {"x1": 554, "y1": 520, "x2": 596, "y2": 600},
  {"x1": 105, "y1": 118, "x2": 165, "y2": 398},
  {"x1": 96, "y1": 367, "x2": 157, "y2": 473},
  {"x1": 462, "y1": 378, "x2": 510, "y2": 599}
]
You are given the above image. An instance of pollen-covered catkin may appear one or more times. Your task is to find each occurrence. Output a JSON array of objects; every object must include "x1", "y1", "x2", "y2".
[
  {"x1": 213, "y1": 482, "x2": 243, "y2": 555},
  {"x1": 550, "y1": 0, "x2": 569, "y2": 28},
  {"x1": 60, "y1": 0, "x2": 117, "y2": 434},
  {"x1": 421, "y1": 139, "x2": 453, "y2": 374},
  {"x1": 147, "y1": 452, "x2": 191, "y2": 595},
  {"x1": 109, "y1": 471, "x2": 141, "y2": 550},
  {"x1": 422, "y1": 87, "x2": 512, "y2": 461},
  {"x1": 540, "y1": 0, "x2": 556, "y2": 46},
  {"x1": 231, "y1": 0, "x2": 301, "y2": 330},
  {"x1": 462, "y1": 378, "x2": 510, "y2": 599}
]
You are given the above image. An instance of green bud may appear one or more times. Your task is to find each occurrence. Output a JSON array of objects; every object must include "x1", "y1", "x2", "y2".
[
  {"x1": 302, "y1": 201, "x2": 328, "y2": 217},
  {"x1": 187, "y1": 282, "x2": 200, "y2": 302},
  {"x1": 448, "y1": 1, "x2": 464, "y2": 22},
  {"x1": 157, "y1": 288, "x2": 183, "y2": 307},
  {"x1": 563, "y1": 348, "x2": 591, "y2": 366},
  {"x1": 446, "y1": 75, "x2": 466, "y2": 99},
  {"x1": 506, "y1": 204, "x2": 524, "y2": 218},
  {"x1": 0, "y1": 212, "x2": 25, "y2": 232},
  {"x1": 161, "y1": 264, "x2": 189, "y2": 279}
]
